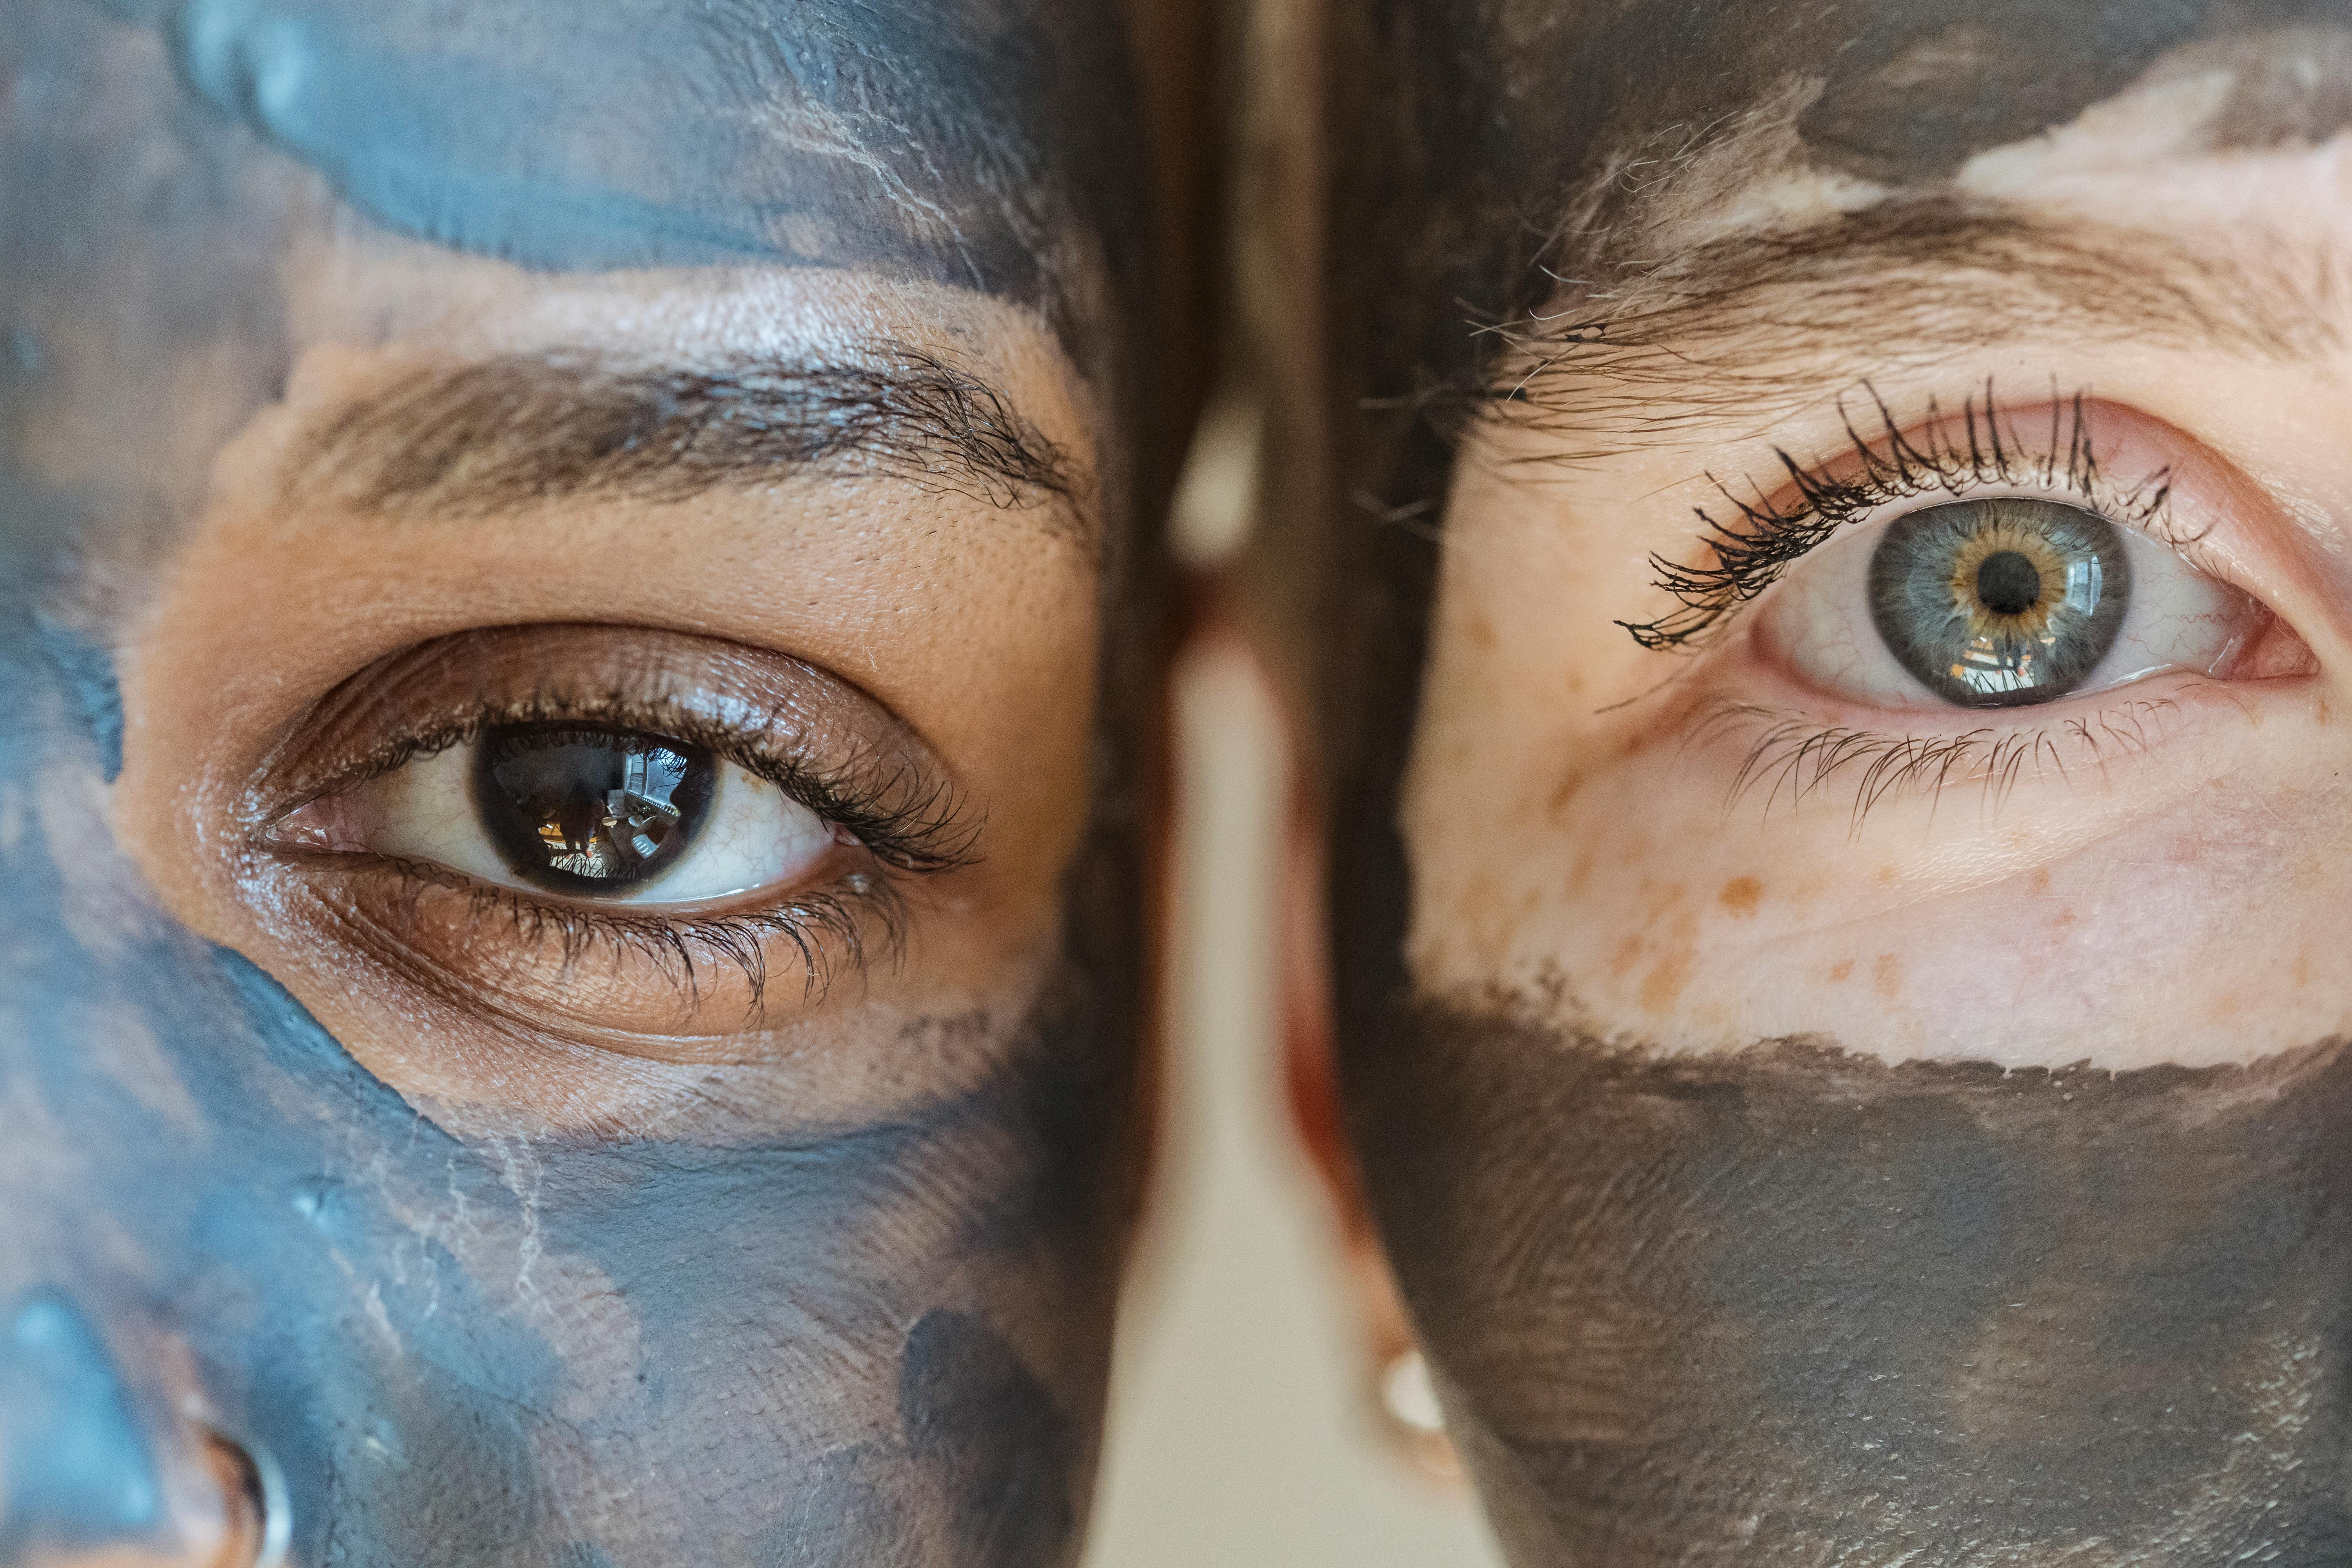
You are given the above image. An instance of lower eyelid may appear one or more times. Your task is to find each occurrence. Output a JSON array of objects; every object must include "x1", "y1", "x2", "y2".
[{"x1": 1681, "y1": 673, "x2": 2253, "y2": 828}]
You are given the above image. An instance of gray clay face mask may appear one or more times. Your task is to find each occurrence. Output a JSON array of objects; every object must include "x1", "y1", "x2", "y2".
[
  {"x1": 0, "y1": 2, "x2": 1166, "y2": 1563},
  {"x1": 1284, "y1": 0, "x2": 2352, "y2": 1561}
]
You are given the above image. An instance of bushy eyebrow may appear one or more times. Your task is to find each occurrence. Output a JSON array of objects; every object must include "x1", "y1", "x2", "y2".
[
  {"x1": 286, "y1": 343, "x2": 1086, "y2": 523},
  {"x1": 1475, "y1": 198, "x2": 2339, "y2": 459}
]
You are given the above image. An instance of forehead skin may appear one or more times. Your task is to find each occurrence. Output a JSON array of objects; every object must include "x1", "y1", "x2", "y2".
[{"x1": 0, "y1": 0, "x2": 1180, "y2": 1563}]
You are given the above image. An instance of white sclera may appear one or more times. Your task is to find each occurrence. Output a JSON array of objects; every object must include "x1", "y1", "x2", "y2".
[
  {"x1": 347, "y1": 740, "x2": 835, "y2": 906},
  {"x1": 1760, "y1": 502, "x2": 2259, "y2": 710}
]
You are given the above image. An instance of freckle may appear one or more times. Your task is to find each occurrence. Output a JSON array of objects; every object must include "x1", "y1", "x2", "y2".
[
  {"x1": 1610, "y1": 934, "x2": 1644, "y2": 979},
  {"x1": 1718, "y1": 877, "x2": 1761, "y2": 915},
  {"x1": 2296, "y1": 949, "x2": 2314, "y2": 987},
  {"x1": 2028, "y1": 867, "x2": 2050, "y2": 895},
  {"x1": 1550, "y1": 769, "x2": 1590, "y2": 821},
  {"x1": 1640, "y1": 947, "x2": 1692, "y2": 1013},
  {"x1": 1873, "y1": 953, "x2": 1902, "y2": 998},
  {"x1": 1875, "y1": 863, "x2": 1899, "y2": 886},
  {"x1": 1827, "y1": 960, "x2": 1854, "y2": 983},
  {"x1": 2051, "y1": 906, "x2": 2076, "y2": 929},
  {"x1": 1467, "y1": 613, "x2": 1499, "y2": 650}
]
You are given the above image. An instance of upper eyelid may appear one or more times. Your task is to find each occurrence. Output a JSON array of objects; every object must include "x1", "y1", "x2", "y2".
[
  {"x1": 248, "y1": 624, "x2": 980, "y2": 875},
  {"x1": 1618, "y1": 389, "x2": 2183, "y2": 653}
]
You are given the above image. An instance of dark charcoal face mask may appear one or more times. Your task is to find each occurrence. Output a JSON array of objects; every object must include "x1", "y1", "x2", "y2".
[
  {"x1": 0, "y1": 0, "x2": 1159, "y2": 1562},
  {"x1": 1348, "y1": 1000, "x2": 2352, "y2": 1564}
]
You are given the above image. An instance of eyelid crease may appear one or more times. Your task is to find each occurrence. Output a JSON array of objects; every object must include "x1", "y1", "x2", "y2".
[
  {"x1": 252, "y1": 624, "x2": 982, "y2": 879},
  {"x1": 1618, "y1": 385, "x2": 2178, "y2": 652}
]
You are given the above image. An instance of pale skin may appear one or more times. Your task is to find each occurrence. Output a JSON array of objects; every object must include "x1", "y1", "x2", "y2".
[{"x1": 1409, "y1": 98, "x2": 2352, "y2": 1071}]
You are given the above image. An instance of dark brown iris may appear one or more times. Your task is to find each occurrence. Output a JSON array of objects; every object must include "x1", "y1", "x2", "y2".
[{"x1": 471, "y1": 723, "x2": 716, "y2": 894}]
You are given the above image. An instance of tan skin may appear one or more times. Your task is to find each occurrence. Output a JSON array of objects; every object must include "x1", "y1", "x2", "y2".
[{"x1": 118, "y1": 261, "x2": 1099, "y2": 1134}]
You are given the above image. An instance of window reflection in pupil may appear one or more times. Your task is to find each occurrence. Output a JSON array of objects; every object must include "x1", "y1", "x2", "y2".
[
  {"x1": 1866, "y1": 498, "x2": 2132, "y2": 709},
  {"x1": 471, "y1": 723, "x2": 717, "y2": 893}
]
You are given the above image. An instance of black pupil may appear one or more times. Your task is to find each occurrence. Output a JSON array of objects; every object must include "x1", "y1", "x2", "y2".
[
  {"x1": 1975, "y1": 550, "x2": 2042, "y2": 617},
  {"x1": 472, "y1": 723, "x2": 716, "y2": 894}
]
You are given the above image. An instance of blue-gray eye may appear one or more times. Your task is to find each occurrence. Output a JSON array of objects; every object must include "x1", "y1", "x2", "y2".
[
  {"x1": 472, "y1": 723, "x2": 717, "y2": 894},
  {"x1": 1867, "y1": 499, "x2": 2131, "y2": 708}
]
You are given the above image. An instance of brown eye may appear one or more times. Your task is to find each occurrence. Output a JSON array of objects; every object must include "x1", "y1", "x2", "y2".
[{"x1": 472, "y1": 723, "x2": 717, "y2": 895}]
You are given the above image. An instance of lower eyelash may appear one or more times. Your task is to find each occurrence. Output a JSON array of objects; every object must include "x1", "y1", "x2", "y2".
[
  {"x1": 359, "y1": 855, "x2": 911, "y2": 1016},
  {"x1": 1691, "y1": 696, "x2": 2185, "y2": 829}
]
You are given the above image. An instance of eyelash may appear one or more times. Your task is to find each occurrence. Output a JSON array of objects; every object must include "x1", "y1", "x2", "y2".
[
  {"x1": 1619, "y1": 385, "x2": 2180, "y2": 651},
  {"x1": 1688, "y1": 693, "x2": 2189, "y2": 832},
  {"x1": 286, "y1": 688, "x2": 979, "y2": 1013}
]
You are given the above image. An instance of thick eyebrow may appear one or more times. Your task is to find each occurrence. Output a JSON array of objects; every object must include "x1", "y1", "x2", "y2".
[
  {"x1": 286, "y1": 343, "x2": 1086, "y2": 522},
  {"x1": 1480, "y1": 198, "x2": 2340, "y2": 458}
]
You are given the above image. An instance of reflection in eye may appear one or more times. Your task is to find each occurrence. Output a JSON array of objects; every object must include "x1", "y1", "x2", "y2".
[
  {"x1": 275, "y1": 722, "x2": 839, "y2": 907},
  {"x1": 1764, "y1": 496, "x2": 2265, "y2": 711},
  {"x1": 475, "y1": 724, "x2": 717, "y2": 892}
]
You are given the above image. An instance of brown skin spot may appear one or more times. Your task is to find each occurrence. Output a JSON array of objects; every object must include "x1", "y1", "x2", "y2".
[
  {"x1": 1718, "y1": 877, "x2": 1761, "y2": 915},
  {"x1": 1609, "y1": 933, "x2": 1645, "y2": 980},
  {"x1": 1639, "y1": 947, "x2": 1692, "y2": 1014},
  {"x1": 2296, "y1": 948, "x2": 2315, "y2": 987},
  {"x1": 2052, "y1": 906, "x2": 2077, "y2": 931},
  {"x1": 1549, "y1": 767, "x2": 1593, "y2": 822},
  {"x1": 1873, "y1": 953, "x2": 1903, "y2": 999},
  {"x1": 1828, "y1": 960, "x2": 1855, "y2": 984},
  {"x1": 2029, "y1": 866, "x2": 2051, "y2": 895}
]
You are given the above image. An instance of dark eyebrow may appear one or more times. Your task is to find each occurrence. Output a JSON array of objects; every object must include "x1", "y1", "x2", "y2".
[
  {"x1": 1479, "y1": 198, "x2": 2338, "y2": 457},
  {"x1": 287, "y1": 343, "x2": 1086, "y2": 523}
]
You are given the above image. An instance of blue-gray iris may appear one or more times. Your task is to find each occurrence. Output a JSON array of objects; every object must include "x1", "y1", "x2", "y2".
[{"x1": 1867, "y1": 498, "x2": 2132, "y2": 708}]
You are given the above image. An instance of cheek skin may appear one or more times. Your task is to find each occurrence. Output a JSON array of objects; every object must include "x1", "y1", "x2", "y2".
[{"x1": 1409, "y1": 674, "x2": 2352, "y2": 1069}]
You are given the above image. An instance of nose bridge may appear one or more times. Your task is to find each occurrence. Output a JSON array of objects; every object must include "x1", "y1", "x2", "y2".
[{"x1": 0, "y1": 1290, "x2": 265, "y2": 1568}]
